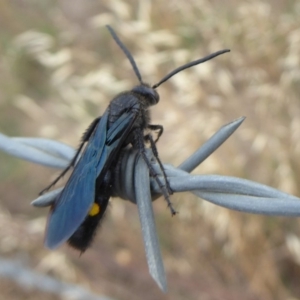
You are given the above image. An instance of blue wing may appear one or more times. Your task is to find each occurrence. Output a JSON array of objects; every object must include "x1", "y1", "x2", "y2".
[{"x1": 45, "y1": 108, "x2": 138, "y2": 249}]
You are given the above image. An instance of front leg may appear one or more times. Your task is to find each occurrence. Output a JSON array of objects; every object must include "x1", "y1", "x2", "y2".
[{"x1": 147, "y1": 124, "x2": 163, "y2": 143}]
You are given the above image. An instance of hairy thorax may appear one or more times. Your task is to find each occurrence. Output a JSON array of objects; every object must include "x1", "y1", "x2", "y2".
[{"x1": 108, "y1": 91, "x2": 151, "y2": 131}]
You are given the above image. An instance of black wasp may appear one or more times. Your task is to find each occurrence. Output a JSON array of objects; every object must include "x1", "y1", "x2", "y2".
[{"x1": 41, "y1": 26, "x2": 230, "y2": 252}]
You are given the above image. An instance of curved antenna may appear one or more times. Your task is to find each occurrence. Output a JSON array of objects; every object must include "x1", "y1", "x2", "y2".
[
  {"x1": 152, "y1": 49, "x2": 230, "y2": 89},
  {"x1": 106, "y1": 25, "x2": 143, "y2": 84}
]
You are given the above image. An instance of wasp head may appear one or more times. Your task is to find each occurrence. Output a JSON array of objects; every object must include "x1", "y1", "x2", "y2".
[{"x1": 132, "y1": 84, "x2": 159, "y2": 106}]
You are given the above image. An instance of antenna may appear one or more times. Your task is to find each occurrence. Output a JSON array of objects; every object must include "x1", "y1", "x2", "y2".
[
  {"x1": 107, "y1": 26, "x2": 230, "y2": 89},
  {"x1": 152, "y1": 49, "x2": 230, "y2": 89},
  {"x1": 106, "y1": 25, "x2": 143, "y2": 84}
]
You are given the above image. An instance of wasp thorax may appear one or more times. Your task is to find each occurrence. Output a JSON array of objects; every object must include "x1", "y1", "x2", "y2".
[{"x1": 132, "y1": 84, "x2": 159, "y2": 106}]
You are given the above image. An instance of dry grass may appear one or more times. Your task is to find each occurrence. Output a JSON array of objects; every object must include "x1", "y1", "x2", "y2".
[{"x1": 1, "y1": 0, "x2": 300, "y2": 299}]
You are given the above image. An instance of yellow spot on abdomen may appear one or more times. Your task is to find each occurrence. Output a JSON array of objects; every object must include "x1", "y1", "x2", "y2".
[{"x1": 89, "y1": 203, "x2": 100, "y2": 216}]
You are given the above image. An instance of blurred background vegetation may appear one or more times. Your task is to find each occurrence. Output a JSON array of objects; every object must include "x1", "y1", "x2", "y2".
[{"x1": 1, "y1": 0, "x2": 300, "y2": 299}]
